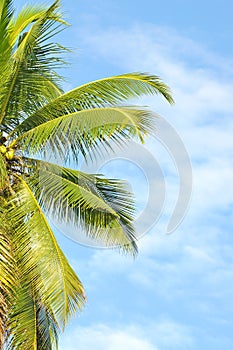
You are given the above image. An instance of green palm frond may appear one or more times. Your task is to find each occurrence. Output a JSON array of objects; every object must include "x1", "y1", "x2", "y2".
[
  {"x1": 9, "y1": 176, "x2": 86, "y2": 327},
  {"x1": 24, "y1": 158, "x2": 137, "y2": 254},
  {"x1": 8, "y1": 281, "x2": 59, "y2": 350},
  {"x1": 36, "y1": 301, "x2": 59, "y2": 350},
  {"x1": 8, "y1": 282, "x2": 38, "y2": 350},
  {"x1": 0, "y1": 0, "x2": 13, "y2": 18},
  {"x1": 0, "y1": 210, "x2": 16, "y2": 348},
  {"x1": 0, "y1": 0, "x2": 13, "y2": 53},
  {"x1": 8, "y1": 1, "x2": 67, "y2": 47},
  {"x1": 4, "y1": 198, "x2": 59, "y2": 349},
  {"x1": 0, "y1": 1, "x2": 14, "y2": 102},
  {"x1": 15, "y1": 107, "x2": 157, "y2": 161},
  {"x1": 8, "y1": 4, "x2": 46, "y2": 46},
  {"x1": 14, "y1": 72, "x2": 173, "y2": 134},
  {"x1": 0, "y1": 0, "x2": 66, "y2": 130}
]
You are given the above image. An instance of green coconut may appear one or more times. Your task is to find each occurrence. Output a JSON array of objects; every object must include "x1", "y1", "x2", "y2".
[
  {"x1": 0, "y1": 145, "x2": 7, "y2": 154},
  {"x1": 5, "y1": 149, "x2": 15, "y2": 160}
]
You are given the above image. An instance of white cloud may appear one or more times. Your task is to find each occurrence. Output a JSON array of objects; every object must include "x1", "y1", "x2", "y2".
[
  {"x1": 59, "y1": 324, "x2": 158, "y2": 350},
  {"x1": 59, "y1": 320, "x2": 193, "y2": 350}
]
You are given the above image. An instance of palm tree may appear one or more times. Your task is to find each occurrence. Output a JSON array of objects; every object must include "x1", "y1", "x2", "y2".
[{"x1": 0, "y1": 0, "x2": 174, "y2": 348}]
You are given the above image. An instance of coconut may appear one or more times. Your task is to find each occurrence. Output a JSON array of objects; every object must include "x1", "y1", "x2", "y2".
[
  {"x1": 0, "y1": 145, "x2": 7, "y2": 154},
  {"x1": 5, "y1": 149, "x2": 15, "y2": 160}
]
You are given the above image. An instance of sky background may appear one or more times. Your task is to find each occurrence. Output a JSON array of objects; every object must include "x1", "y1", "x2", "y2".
[{"x1": 16, "y1": 0, "x2": 233, "y2": 349}]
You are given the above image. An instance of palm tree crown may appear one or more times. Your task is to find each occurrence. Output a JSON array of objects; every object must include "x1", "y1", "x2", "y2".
[{"x1": 0, "y1": 0, "x2": 174, "y2": 348}]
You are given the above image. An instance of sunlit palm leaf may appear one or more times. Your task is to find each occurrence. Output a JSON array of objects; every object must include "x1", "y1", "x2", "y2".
[
  {"x1": 8, "y1": 0, "x2": 67, "y2": 47},
  {"x1": 0, "y1": 0, "x2": 13, "y2": 54},
  {"x1": 24, "y1": 158, "x2": 137, "y2": 254},
  {"x1": 4, "y1": 198, "x2": 59, "y2": 349},
  {"x1": 9, "y1": 282, "x2": 38, "y2": 350},
  {"x1": 15, "y1": 107, "x2": 157, "y2": 161},
  {"x1": 35, "y1": 301, "x2": 59, "y2": 350},
  {"x1": 0, "y1": 0, "x2": 66, "y2": 129},
  {"x1": 9, "y1": 176, "x2": 86, "y2": 327},
  {"x1": 0, "y1": 0, "x2": 14, "y2": 119},
  {"x1": 8, "y1": 281, "x2": 59, "y2": 350},
  {"x1": 0, "y1": 210, "x2": 15, "y2": 348},
  {"x1": 14, "y1": 72, "x2": 173, "y2": 134}
]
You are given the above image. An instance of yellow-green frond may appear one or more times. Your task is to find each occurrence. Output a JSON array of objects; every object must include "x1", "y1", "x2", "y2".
[{"x1": 9, "y1": 176, "x2": 86, "y2": 327}]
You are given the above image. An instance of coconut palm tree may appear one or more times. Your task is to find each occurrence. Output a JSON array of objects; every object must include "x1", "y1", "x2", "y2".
[{"x1": 0, "y1": 0, "x2": 174, "y2": 348}]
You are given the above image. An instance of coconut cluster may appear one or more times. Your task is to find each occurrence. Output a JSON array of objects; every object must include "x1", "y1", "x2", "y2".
[{"x1": 0, "y1": 144, "x2": 15, "y2": 160}]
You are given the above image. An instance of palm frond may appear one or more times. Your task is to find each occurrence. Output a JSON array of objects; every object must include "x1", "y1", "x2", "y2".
[
  {"x1": 8, "y1": 4, "x2": 46, "y2": 46},
  {"x1": 0, "y1": 210, "x2": 15, "y2": 349},
  {"x1": 0, "y1": 0, "x2": 66, "y2": 129},
  {"x1": 14, "y1": 72, "x2": 174, "y2": 134},
  {"x1": 8, "y1": 282, "x2": 38, "y2": 350},
  {"x1": 9, "y1": 0, "x2": 67, "y2": 47},
  {"x1": 14, "y1": 107, "x2": 157, "y2": 162},
  {"x1": 8, "y1": 281, "x2": 59, "y2": 350},
  {"x1": 0, "y1": 0, "x2": 14, "y2": 108},
  {"x1": 24, "y1": 158, "x2": 137, "y2": 254},
  {"x1": 3, "y1": 198, "x2": 59, "y2": 350},
  {"x1": 0, "y1": 0, "x2": 13, "y2": 53},
  {"x1": 9, "y1": 176, "x2": 86, "y2": 327},
  {"x1": 36, "y1": 301, "x2": 59, "y2": 350}
]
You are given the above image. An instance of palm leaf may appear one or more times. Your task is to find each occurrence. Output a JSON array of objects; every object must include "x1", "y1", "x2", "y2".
[
  {"x1": 9, "y1": 176, "x2": 86, "y2": 327},
  {"x1": 0, "y1": 209, "x2": 16, "y2": 349},
  {"x1": 0, "y1": 0, "x2": 13, "y2": 54},
  {"x1": 0, "y1": 0, "x2": 14, "y2": 119},
  {"x1": 8, "y1": 0, "x2": 67, "y2": 47},
  {"x1": 14, "y1": 72, "x2": 174, "y2": 134},
  {"x1": 8, "y1": 282, "x2": 59, "y2": 350},
  {"x1": 14, "y1": 107, "x2": 157, "y2": 162},
  {"x1": 0, "y1": 0, "x2": 66, "y2": 129},
  {"x1": 8, "y1": 282, "x2": 38, "y2": 350},
  {"x1": 36, "y1": 301, "x2": 59, "y2": 350},
  {"x1": 24, "y1": 158, "x2": 137, "y2": 254},
  {"x1": 4, "y1": 199, "x2": 59, "y2": 350}
]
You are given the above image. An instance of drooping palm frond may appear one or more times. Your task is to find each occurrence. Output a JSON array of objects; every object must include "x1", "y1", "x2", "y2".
[
  {"x1": 0, "y1": 208, "x2": 16, "y2": 349},
  {"x1": 13, "y1": 72, "x2": 173, "y2": 134},
  {"x1": 14, "y1": 107, "x2": 157, "y2": 162},
  {"x1": 3, "y1": 197, "x2": 59, "y2": 350},
  {"x1": 23, "y1": 158, "x2": 137, "y2": 254},
  {"x1": 8, "y1": 176, "x2": 86, "y2": 328},
  {"x1": 8, "y1": 282, "x2": 39, "y2": 350},
  {"x1": 35, "y1": 301, "x2": 59, "y2": 350},
  {"x1": 8, "y1": 281, "x2": 59, "y2": 350}
]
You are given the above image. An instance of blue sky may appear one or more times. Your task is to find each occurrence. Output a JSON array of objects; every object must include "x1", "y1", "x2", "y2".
[{"x1": 16, "y1": 0, "x2": 233, "y2": 349}]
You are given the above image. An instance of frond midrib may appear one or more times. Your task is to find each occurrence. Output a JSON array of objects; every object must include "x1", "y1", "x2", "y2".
[{"x1": 12, "y1": 106, "x2": 145, "y2": 142}]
